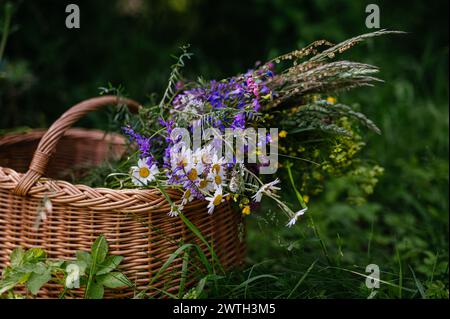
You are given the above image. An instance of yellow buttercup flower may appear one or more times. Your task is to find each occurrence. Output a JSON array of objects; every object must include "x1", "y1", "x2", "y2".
[
  {"x1": 242, "y1": 206, "x2": 251, "y2": 215},
  {"x1": 279, "y1": 130, "x2": 288, "y2": 138},
  {"x1": 327, "y1": 96, "x2": 337, "y2": 104}
]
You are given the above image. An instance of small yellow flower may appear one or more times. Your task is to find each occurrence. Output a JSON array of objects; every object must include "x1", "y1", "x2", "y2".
[
  {"x1": 326, "y1": 96, "x2": 337, "y2": 104},
  {"x1": 279, "y1": 130, "x2": 288, "y2": 138},
  {"x1": 303, "y1": 195, "x2": 310, "y2": 204},
  {"x1": 242, "y1": 206, "x2": 251, "y2": 215}
]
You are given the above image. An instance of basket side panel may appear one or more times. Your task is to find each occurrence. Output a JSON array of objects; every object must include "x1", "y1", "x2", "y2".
[{"x1": 0, "y1": 189, "x2": 245, "y2": 298}]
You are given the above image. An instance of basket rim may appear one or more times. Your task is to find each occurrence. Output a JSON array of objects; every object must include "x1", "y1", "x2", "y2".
[
  {"x1": 0, "y1": 166, "x2": 192, "y2": 214},
  {"x1": 0, "y1": 127, "x2": 193, "y2": 214}
]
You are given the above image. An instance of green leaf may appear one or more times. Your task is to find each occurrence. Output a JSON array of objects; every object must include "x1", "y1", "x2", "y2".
[
  {"x1": 48, "y1": 260, "x2": 64, "y2": 269},
  {"x1": 16, "y1": 261, "x2": 46, "y2": 275},
  {"x1": 10, "y1": 248, "x2": 25, "y2": 267},
  {"x1": 23, "y1": 248, "x2": 46, "y2": 262},
  {"x1": 75, "y1": 261, "x2": 88, "y2": 276},
  {"x1": 97, "y1": 272, "x2": 132, "y2": 289},
  {"x1": 91, "y1": 235, "x2": 108, "y2": 264},
  {"x1": 76, "y1": 251, "x2": 92, "y2": 269},
  {"x1": 15, "y1": 263, "x2": 37, "y2": 273},
  {"x1": 85, "y1": 281, "x2": 104, "y2": 299},
  {"x1": 31, "y1": 262, "x2": 47, "y2": 275},
  {"x1": 26, "y1": 270, "x2": 51, "y2": 295},
  {"x1": 84, "y1": 235, "x2": 109, "y2": 299},
  {"x1": 18, "y1": 272, "x2": 31, "y2": 284},
  {"x1": 96, "y1": 256, "x2": 123, "y2": 275},
  {"x1": 0, "y1": 272, "x2": 24, "y2": 295}
]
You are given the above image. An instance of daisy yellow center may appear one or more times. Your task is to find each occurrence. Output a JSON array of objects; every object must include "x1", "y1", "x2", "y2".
[
  {"x1": 212, "y1": 164, "x2": 221, "y2": 174},
  {"x1": 213, "y1": 195, "x2": 223, "y2": 206},
  {"x1": 214, "y1": 175, "x2": 222, "y2": 185},
  {"x1": 199, "y1": 179, "x2": 208, "y2": 189},
  {"x1": 139, "y1": 167, "x2": 150, "y2": 178},
  {"x1": 187, "y1": 168, "x2": 198, "y2": 181}
]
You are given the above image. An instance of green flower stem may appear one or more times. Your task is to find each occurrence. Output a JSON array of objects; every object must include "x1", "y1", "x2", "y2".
[{"x1": 285, "y1": 161, "x2": 332, "y2": 265}]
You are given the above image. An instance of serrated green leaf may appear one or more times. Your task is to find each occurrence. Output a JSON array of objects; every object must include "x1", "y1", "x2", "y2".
[
  {"x1": 97, "y1": 272, "x2": 132, "y2": 289},
  {"x1": 85, "y1": 281, "x2": 104, "y2": 299},
  {"x1": 96, "y1": 256, "x2": 123, "y2": 275},
  {"x1": 26, "y1": 270, "x2": 51, "y2": 295}
]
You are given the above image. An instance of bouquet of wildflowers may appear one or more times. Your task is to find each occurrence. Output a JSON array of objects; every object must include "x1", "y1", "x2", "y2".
[{"x1": 113, "y1": 30, "x2": 399, "y2": 227}]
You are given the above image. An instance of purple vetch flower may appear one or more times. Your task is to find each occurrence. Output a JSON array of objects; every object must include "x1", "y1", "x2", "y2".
[
  {"x1": 231, "y1": 112, "x2": 246, "y2": 129},
  {"x1": 122, "y1": 125, "x2": 153, "y2": 159},
  {"x1": 252, "y1": 99, "x2": 261, "y2": 112},
  {"x1": 158, "y1": 118, "x2": 175, "y2": 143},
  {"x1": 260, "y1": 85, "x2": 270, "y2": 95}
]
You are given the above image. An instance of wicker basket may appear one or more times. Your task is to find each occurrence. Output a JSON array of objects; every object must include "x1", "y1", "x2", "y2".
[{"x1": 0, "y1": 96, "x2": 245, "y2": 298}]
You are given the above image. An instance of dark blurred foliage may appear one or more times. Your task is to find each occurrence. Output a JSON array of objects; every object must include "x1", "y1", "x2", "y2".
[{"x1": 0, "y1": 0, "x2": 448, "y2": 129}]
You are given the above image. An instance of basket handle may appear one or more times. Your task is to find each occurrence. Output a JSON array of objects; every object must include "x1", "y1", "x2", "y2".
[{"x1": 13, "y1": 95, "x2": 142, "y2": 196}]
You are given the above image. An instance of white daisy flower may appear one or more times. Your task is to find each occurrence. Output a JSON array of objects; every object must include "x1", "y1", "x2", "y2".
[
  {"x1": 210, "y1": 153, "x2": 225, "y2": 175},
  {"x1": 252, "y1": 178, "x2": 281, "y2": 202},
  {"x1": 168, "y1": 204, "x2": 183, "y2": 217},
  {"x1": 197, "y1": 176, "x2": 215, "y2": 193},
  {"x1": 205, "y1": 187, "x2": 227, "y2": 214},
  {"x1": 198, "y1": 144, "x2": 215, "y2": 165},
  {"x1": 131, "y1": 158, "x2": 159, "y2": 186},
  {"x1": 170, "y1": 145, "x2": 192, "y2": 171},
  {"x1": 286, "y1": 207, "x2": 308, "y2": 228},
  {"x1": 208, "y1": 168, "x2": 226, "y2": 189},
  {"x1": 181, "y1": 189, "x2": 195, "y2": 206},
  {"x1": 184, "y1": 160, "x2": 204, "y2": 183}
]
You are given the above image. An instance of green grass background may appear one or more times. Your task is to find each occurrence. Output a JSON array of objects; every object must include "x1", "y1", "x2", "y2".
[{"x1": 1, "y1": 0, "x2": 448, "y2": 298}]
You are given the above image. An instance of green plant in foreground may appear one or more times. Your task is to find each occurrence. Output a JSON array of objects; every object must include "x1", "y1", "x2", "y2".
[{"x1": 0, "y1": 235, "x2": 132, "y2": 299}]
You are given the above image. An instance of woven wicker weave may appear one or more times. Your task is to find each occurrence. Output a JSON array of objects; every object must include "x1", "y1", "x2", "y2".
[{"x1": 0, "y1": 96, "x2": 245, "y2": 298}]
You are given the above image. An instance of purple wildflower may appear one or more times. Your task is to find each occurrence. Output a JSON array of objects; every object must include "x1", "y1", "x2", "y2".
[
  {"x1": 231, "y1": 112, "x2": 246, "y2": 129},
  {"x1": 122, "y1": 125, "x2": 152, "y2": 159}
]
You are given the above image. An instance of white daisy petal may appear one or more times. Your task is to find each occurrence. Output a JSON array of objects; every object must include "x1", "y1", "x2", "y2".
[{"x1": 286, "y1": 208, "x2": 308, "y2": 228}]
